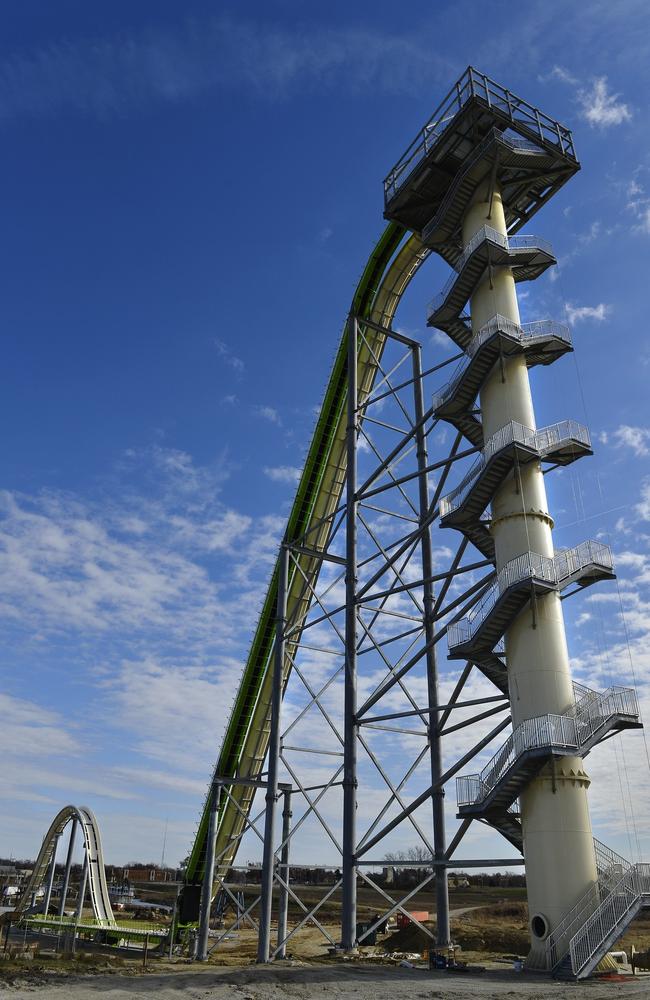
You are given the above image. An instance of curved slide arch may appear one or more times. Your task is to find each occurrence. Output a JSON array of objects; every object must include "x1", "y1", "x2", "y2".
[
  {"x1": 186, "y1": 223, "x2": 433, "y2": 886},
  {"x1": 15, "y1": 805, "x2": 115, "y2": 926}
]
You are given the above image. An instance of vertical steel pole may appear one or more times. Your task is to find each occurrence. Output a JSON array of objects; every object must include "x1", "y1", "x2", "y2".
[
  {"x1": 197, "y1": 782, "x2": 221, "y2": 961},
  {"x1": 59, "y1": 819, "x2": 77, "y2": 916},
  {"x1": 42, "y1": 834, "x2": 59, "y2": 915},
  {"x1": 72, "y1": 851, "x2": 88, "y2": 951},
  {"x1": 341, "y1": 315, "x2": 358, "y2": 950},
  {"x1": 276, "y1": 786, "x2": 292, "y2": 959},
  {"x1": 412, "y1": 343, "x2": 450, "y2": 946},
  {"x1": 257, "y1": 543, "x2": 289, "y2": 963}
]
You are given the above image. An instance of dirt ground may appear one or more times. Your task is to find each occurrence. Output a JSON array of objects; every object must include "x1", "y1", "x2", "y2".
[
  {"x1": 3, "y1": 902, "x2": 650, "y2": 998},
  {"x1": 2, "y1": 959, "x2": 650, "y2": 1000}
]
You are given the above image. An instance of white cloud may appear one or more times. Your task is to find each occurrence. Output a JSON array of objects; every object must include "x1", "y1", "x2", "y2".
[
  {"x1": 626, "y1": 178, "x2": 650, "y2": 235},
  {"x1": 636, "y1": 480, "x2": 650, "y2": 521},
  {"x1": 0, "y1": 17, "x2": 450, "y2": 121},
  {"x1": 610, "y1": 426, "x2": 650, "y2": 458},
  {"x1": 264, "y1": 465, "x2": 301, "y2": 485},
  {"x1": 254, "y1": 405, "x2": 282, "y2": 425},
  {"x1": 0, "y1": 694, "x2": 80, "y2": 757},
  {"x1": 539, "y1": 65, "x2": 578, "y2": 85},
  {"x1": 214, "y1": 338, "x2": 245, "y2": 375},
  {"x1": 578, "y1": 77, "x2": 632, "y2": 129},
  {"x1": 565, "y1": 302, "x2": 610, "y2": 324}
]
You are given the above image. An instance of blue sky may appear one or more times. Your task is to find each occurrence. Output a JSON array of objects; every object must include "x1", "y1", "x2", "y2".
[{"x1": 2, "y1": 0, "x2": 650, "y2": 870}]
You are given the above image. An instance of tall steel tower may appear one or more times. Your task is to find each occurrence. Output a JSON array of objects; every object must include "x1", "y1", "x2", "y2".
[
  {"x1": 384, "y1": 67, "x2": 642, "y2": 969},
  {"x1": 186, "y1": 67, "x2": 647, "y2": 981}
]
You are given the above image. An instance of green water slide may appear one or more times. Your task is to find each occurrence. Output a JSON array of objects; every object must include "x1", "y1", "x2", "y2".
[{"x1": 186, "y1": 222, "x2": 432, "y2": 887}]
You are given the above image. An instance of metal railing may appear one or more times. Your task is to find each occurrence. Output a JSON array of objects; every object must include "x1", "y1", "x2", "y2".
[
  {"x1": 427, "y1": 227, "x2": 553, "y2": 320},
  {"x1": 456, "y1": 684, "x2": 639, "y2": 810},
  {"x1": 439, "y1": 419, "x2": 590, "y2": 517},
  {"x1": 431, "y1": 316, "x2": 571, "y2": 413},
  {"x1": 545, "y1": 840, "x2": 632, "y2": 968},
  {"x1": 568, "y1": 863, "x2": 650, "y2": 977},
  {"x1": 384, "y1": 66, "x2": 577, "y2": 203},
  {"x1": 447, "y1": 541, "x2": 613, "y2": 651},
  {"x1": 447, "y1": 550, "x2": 555, "y2": 648},
  {"x1": 554, "y1": 540, "x2": 613, "y2": 583}
]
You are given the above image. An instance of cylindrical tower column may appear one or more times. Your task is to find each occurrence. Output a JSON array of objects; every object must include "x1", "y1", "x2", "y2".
[{"x1": 462, "y1": 183, "x2": 597, "y2": 962}]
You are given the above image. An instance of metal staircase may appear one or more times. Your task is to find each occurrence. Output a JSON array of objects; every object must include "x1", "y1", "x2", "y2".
[
  {"x1": 456, "y1": 684, "x2": 641, "y2": 820},
  {"x1": 420, "y1": 128, "x2": 577, "y2": 262},
  {"x1": 432, "y1": 315, "x2": 573, "y2": 448},
  {"x1": 553, "y1": 860, "x2": 650, "y2": 980},
  {"x1": 426, "y1": 226, "x2": 556, "y2": 349},
  {"x1": 440, "y1": 419, "x2": 591, "y2": 557},
  {"x1": 446, "y1": 541, "x2": 615, "y2": 661}
]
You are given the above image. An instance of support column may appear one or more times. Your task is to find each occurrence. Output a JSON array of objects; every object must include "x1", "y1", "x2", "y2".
[
  {"x1": 461, "y1": 182, "x2": 597, "y2": 963},
  {"x1": 42, "y1": 834, "x2": 60, "y2": 915},
  {"x1": 258, "y1": 543, "x2": 289, "y2": 963},
  {"x1": 341, "y1": 315, "x2": 359, "y2": 951},
  {"x1": 197, "y1": 782, "x2": 220, "y2": 962},
  {"x1": 59, "y1": 819, "x2": 77, "y2": 916},
  {"x1": 412, "y1": 343, "x2": 450, "y2": 946},
  {"x1": 75, "y1": 854, "x2": 88, "y2": 920},
  {"x1": 276, "y1": 786, "x2": 292, "y2": 959}
]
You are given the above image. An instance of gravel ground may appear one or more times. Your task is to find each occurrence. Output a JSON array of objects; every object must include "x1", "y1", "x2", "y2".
[{"x1": 2, "y1": 962, "x2": 650, "y2": 999}]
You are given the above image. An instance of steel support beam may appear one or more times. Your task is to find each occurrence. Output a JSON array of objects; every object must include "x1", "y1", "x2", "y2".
[
  {"x1": 412, "y1": 341, "x2": 450, "y2": 947},
  {"x1": 258, "y1": 543, "x2": 289, "y2": 962},
  {"x1": 276, "y1": 786, "x2": 292, "y2": 959},
  {"x1": 197, "y1": 782, "x2": 220, "y2": 961},
  {"x1": 59, "y1": 819, "x2": 77, "y2": 916},
  {"x1": 341, "y1": 315, "x2": 358, "y2": 951},
  {"x1": 75, "y1": 854, "x2": 88, "y2": 920},
  {"x1": 42, "y1": 834, "x2": 59, "y2": 915}
]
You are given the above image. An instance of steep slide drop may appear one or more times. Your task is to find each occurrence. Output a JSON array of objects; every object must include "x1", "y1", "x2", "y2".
[
  {"x1": 185, "y1": 223, "x2": 432, "y2": 888},
  {"x1": 14, "y1": 804, "x2": 116, "y2": 926}
]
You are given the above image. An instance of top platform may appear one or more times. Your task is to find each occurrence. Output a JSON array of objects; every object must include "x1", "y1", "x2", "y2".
[{"x1": 384, "y1": 67, "x2": 579, "y2": 236}]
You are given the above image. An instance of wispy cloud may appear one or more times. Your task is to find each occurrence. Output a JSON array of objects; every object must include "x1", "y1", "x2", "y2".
[
  {"x1": 626, "y1": 177, "x2": 650, "y2": 235},
  {"x1": 254, "y1": 404, "x2": 282, "y2": 425},
  {"x1": 214, "y1": 339, "x2": 245, "y2": 375},
  {"x1": 609, "y1": 426, "x2": 650, "y2": 458},
  {"x1": 578, "y1": 77, "x2": 632, "y2": 129},
  {"x1": 538, "y1": 64, "x2": 578, "y2": 85},
  {"x1": 264, "y1": 465, "x2": 301, "y2": 484},
  {"x1": 541, "y1": 63, "x2": 631, "y2": 131},
  {"x1": 565, "y1": 302, "x2": 610, "y2": 324},
  {"x1": 0, "y1": 17, "x2": 451, "y2": 121}
]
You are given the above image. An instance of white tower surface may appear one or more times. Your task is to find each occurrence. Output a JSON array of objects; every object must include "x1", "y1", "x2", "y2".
[{"x1": 462, "y1": 182, "x2": 596, "y2": 958}]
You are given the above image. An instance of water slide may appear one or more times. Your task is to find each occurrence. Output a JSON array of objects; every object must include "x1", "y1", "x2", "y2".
[
  {"x1": 15, "y1": 804, "x2": 115, "y2": 925},
  {"x1": 185, "y1": 223, "x2": 432, "y2": 887}
]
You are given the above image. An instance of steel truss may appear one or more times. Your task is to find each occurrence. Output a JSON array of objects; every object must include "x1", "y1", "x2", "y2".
[{"x1": 199, "y1": 314, "x2": 531, "y2": 963}]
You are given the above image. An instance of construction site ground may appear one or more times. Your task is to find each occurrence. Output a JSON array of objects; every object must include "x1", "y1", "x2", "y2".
[
  {"x1": 2, "y1": 956, "x2": 650, "y2": 999},
  {"x1": 3, "y1": 893, "x2": 650, "y2": 997}
]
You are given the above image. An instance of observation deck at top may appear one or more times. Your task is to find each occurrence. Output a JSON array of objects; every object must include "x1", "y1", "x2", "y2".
[{"x1": 383, "y1": 66, "x2": 579, "y2": 239}]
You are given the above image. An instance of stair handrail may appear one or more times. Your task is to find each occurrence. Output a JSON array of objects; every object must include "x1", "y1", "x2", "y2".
[
  {"x1": 432, "y1": 316, "x2": 571, "y2": 413},
  {"x1": 553, "y1": 540, "x2": 614, "y2": 584},
  {"x1": 456, "y1": 684, "x2": 639, "y2": 810},
  {"x1": 385, "y1": 67, "x2": 575, "y2": 203},
  {"x1": 448, "y1": 542, "x2": 614, "y2": 651},
  {"x1": 456, "y1": 712, "x2": 578, "y2": 808},
  {"x1": 448, "y1": 550, "x2": 555, "y2": 649},
  {"x1": 428, "y1": 227, "x2": 554, "y2": 318},
  {"x1": 546, "y1": 839, "x2": 634, "y2": 968},
  {"x1": 567, "y1": 863, "x2": 650, "y2": 978},
  {"x1": 440, "y1": 419, "x2": 590, "y2": 517}
]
